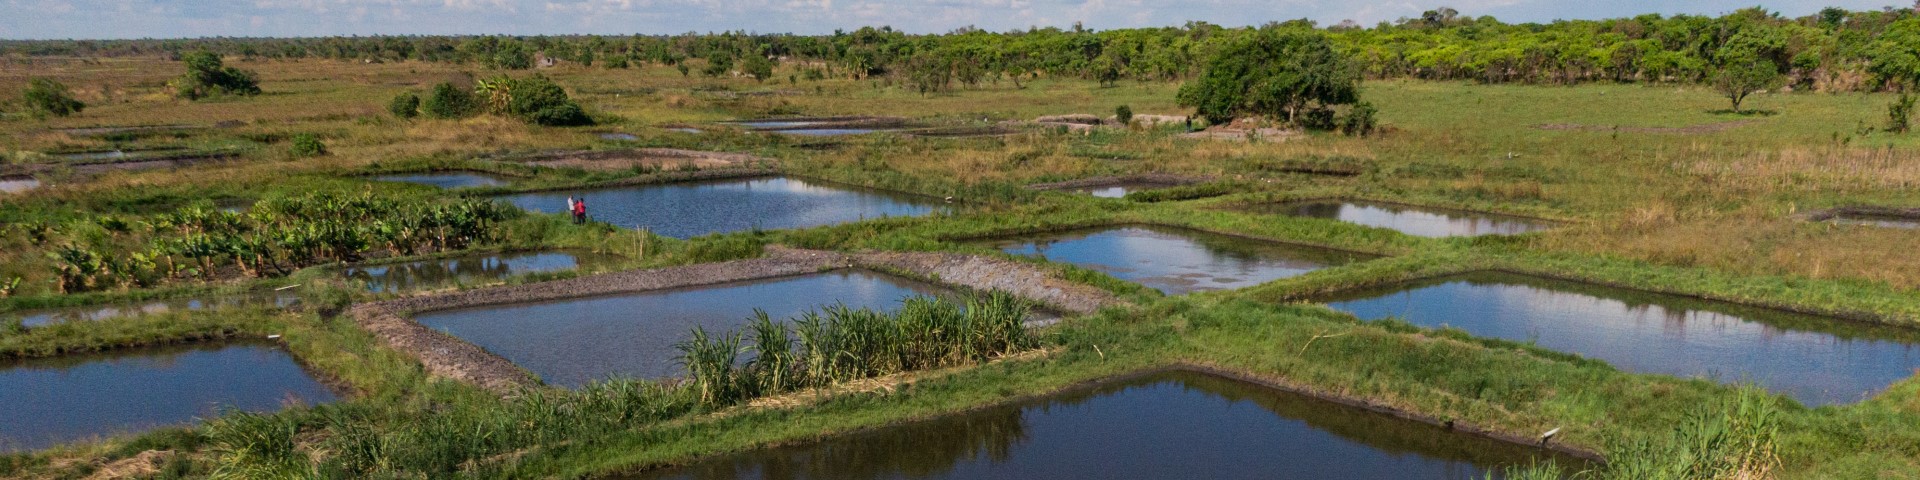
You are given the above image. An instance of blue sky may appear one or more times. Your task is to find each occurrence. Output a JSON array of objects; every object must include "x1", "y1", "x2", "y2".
[{"x1": 0, "y1": 1, "x2": 1907, "y2": 40}]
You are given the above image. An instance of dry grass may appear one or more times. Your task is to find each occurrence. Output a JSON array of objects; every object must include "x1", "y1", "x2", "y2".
[{"x1": 1679, "y1": 148, "x2": 1920, "y2": 193}]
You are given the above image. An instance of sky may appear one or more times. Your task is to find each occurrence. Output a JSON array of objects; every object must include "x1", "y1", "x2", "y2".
[{"x1": 0, "y1": 0, "x2": 1909, "y2": 40}]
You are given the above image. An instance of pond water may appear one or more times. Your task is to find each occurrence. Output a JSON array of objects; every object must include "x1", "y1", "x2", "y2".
[
  {"x1": 0, "y1": 341, "x2": 337, "y2": 452},
  {"x1": 414, "y1": 270, "x2": 949, "y2": 388},
  {"x1": 770, "y1": 128, "x2": 884, "y2": 136},
  {"x1": 495, "y1": 176, "x2": 942, "y2": 239},
  {"x1": 982, "y1": 226, "x2": 1374, "y2": 295},
  {"x1": 344, "y1": 251, "x2": 620, "y2": 293},
  {"x1": 621, "y1": 371, "x2": 1572, "y2": 479},
  {"x1": 58, "y1": 150, "x2": 132, "y2": 161},
  {"x1": 1246, "y1": 200, "x2": 1555, "y2": 237},
  {"x1": 1319, "y1": 272, "x2": 1920, "y2": 406},
  {"x1": 0, "y1": 176, "x2": 40, "y2": 194},
  {"x1": 1070, "y1": 183, "x2": 1169, "y2": 199},
  {"x1": 371, "y1": 172, "x2": 512, "y2": 189},
  {"x1": 599, "y1": 132, "x2": 641, "y2": 141},
  {"x1": 9, "y1": 293, "x2": 299, "y2": 328},
  {"x1": 666, "y1": 127, "x2": 703, "y2": 134},
  {"x1": 733, "y1": 120, "x2": 823, "y2": 129},
  {"x1": 1829, "y1": 213, "x2": 1920, "y2": 229}
]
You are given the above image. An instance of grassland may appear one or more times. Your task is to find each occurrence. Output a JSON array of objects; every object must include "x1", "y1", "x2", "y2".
[{"x1": 1, "y1": 56, "x2": 1918, "y2": 478}]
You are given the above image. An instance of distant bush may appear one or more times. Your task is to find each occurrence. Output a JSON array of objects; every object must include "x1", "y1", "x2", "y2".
[
  {"x1": 1888, "y1": 94, "x2": 1915, "y2": 133},
  {"x1": 1115, "y1": 104, "x2": 1133, "y2": 126},
  {"x1": 172, "y1": 51, "x2": 261, "y2": 100},
  {"x1": 421, "y1": 82, "x2": 477, "y2": 119},
  {"x1": 387, "y1": 92, "x2": 419, "y2": 119},
  {"x1": 1340, "y1": 102, "x2": 1378, "y2": 137},
  {"x1": 290, "y1": 134, "x2": 326, "y2": 157},
  {"x1": 22, "y1": 78, "x2": 84, "y2": 118},
  {"x1": 487, "y1": 74, "x2": 592, "y2": 126}
]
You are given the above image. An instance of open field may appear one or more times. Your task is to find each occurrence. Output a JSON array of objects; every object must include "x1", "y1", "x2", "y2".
[{"x1": 1, "y1": 54, "x2": 1918, "y2": 479}]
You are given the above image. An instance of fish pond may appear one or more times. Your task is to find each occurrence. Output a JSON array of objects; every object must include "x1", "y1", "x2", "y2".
[
  {"x1": 0, "y1": 176, "x2": 40, "y2": 194},
  {"x1": 413, "y1": 270, "x2": 949, "y2": 388},
  {"x1": 8, "y1": 293, "x2": 298, "y2": 328},
  {"x1": 495, "y1": 176, "x2": 942, "y2": 238},
  {"x1": 981, "y1": 225, "x2": 1374, "y2": 294},
  {"x1": 1246, "y1": 200, "x2": 1555, "y2": 237},
  {"x1": 1318, "y1": 272, "x2": 1920, "y2": 406},
  {"x1": 1070, "y1": 183, "x2": 1170, "y2": 199},
  {"x1": 0, "y1": 341, "x2": 337, "y2": 452},
  {"x1": 343, "y1": 251, "x2": 621, "y2": 293},
  {"x1": 621, "y1": 371, "x2": 1574, "y2": 479},
  {"x1": 371, "y1": 172, "x2": 512, "y2": 189}
]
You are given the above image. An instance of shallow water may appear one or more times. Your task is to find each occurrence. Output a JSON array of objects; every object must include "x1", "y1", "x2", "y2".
[
  {"x1": 1247, "y1": 200, "x2": 1555, "y2": 237},
  {"x1": 343, "y1": 251, "x2": 620, "y2": 293},
  {"x1": 983, "y1": 226, "x2": 1374, "y2": 294},
  {"x1": 1830, "y1": 214, "x2": 1920, "y2": 229},
  {"x1": 0, "y1": 341, "x2": 337, "y2": 452},
  {"x1": 622, "y1": 371, "x2": 1573, "y2": 479},
  {"x1": 57, "y1": 150, "x2": 131, "y2": 161},
  {"x1": 414, "y1": 271, "x2": 949, "y2": 388},
  {"x1": 9, "y1": 293, "x2": 298, "y2": 328},
  {"x1": 599, "y1": 132, "x2": 641, "y2": 141},
  {"x1": 495, "y1": 176, "x2": 942, "y2": 238},
  {"x1": 1319, "y1": 272, "x2": 1920, "y2": 406},
  {"x1": 770, "y1": 128, "x2": 883, "y2": 136},
  {"x1": 666, "y1": 127, "x2": 703, "y2": 134},
  {"x1": 733, "y1": 120, "x2": 821, "y2": 129},
  {"x1": 1069, "y1": 182, "x2": 1168, "y2": 199},
  {"x1": 0, "y1": 177, "x2": 40, "y2": 194},
  {"x1": 371, "y1": 172, "x2": 511, "y2": 189}
]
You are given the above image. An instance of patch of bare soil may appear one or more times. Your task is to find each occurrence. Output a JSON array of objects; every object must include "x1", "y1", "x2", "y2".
[
  {"x1": 1026, "y1": 173, "x2": 1210, "y2": 192},
  {"x1": 512, "y1": 148, "x2": 771, "y2": 172},
  {"x1": 1531, "y1": 119, "x2": 1757, "y2": 134}
]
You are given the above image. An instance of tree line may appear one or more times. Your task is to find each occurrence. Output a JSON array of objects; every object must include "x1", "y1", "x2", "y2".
[{"x1": 6, "y1": 6, "x2": 1920, "y2": 91}]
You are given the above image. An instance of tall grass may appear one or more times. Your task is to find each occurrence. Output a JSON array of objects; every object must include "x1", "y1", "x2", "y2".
[{"x1": 679, "y1": 291, "x2": 1035, "y2": 408}]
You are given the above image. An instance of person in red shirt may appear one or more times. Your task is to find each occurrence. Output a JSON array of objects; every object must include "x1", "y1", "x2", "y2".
[{"x1": 572, "y1": 196, "x2": 587, "y2": 224}]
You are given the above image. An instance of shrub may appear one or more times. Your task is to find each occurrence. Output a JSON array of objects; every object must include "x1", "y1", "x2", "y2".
[
  {"x1": 290, "y1": 134, "x2": 326, "y2": 157},
  {"x1": 22, "y1": 78, "x2": 84, "y2": 117},
  {"x1": 387, "y1": 92, "x2": 420, "y2": 119},
  {"x1": 1177, "y1": 30, "x2": 1359, "y2": 127},
  {"x1": 1115, "y1": 104, "x2": 1133, "y2": 126},
  {"x1": 421, "y1": 82, "x2": 477, "y2": 119},
  {"x1": 494, "y1": 74, "x2": 591, "y2": 126},
  {"x1": 1340, "y1": 101, "x2": 1378, "y2": 137},
  {"x1": 173, "y1": 51, "x2": 261, "y2": 100},
  {"x1": 1888, "y1": 93, "x2": 1915, "y2": 133}
]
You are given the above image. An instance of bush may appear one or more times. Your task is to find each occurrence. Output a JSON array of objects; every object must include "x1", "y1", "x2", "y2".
[
  {"x1": 492, "y1": 75, "x2": 592, "y2": 126},
  {"x1": 1115, "y1": 104, "x2": 1133, "y2": 126},
  {"x1": 290, "y1": 134, "x2": 326, "y2": 157},
  {"x1": 173, "y1": 51, "x2": 261, "y2": 100},
  {"x1": 22, "y1": 78, "x2": 84, "y2": 118},
  {"x1": 1340, "y1": 101, "x2": 1378, "y2": 137},
  {"x1": 1176, "y1": 30, "x2": 1359, "y2": 127},
  {"x1": 387, "y1": 92, "x2": 420, "y2": 119},
  {"x1": 421, "y1": 82, "x2": 477, "y2": 119},
  {"x1": 1888, "y1": 93, "x2": 1915, "y2": 133}
]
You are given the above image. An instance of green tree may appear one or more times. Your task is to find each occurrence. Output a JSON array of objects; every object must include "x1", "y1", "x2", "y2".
[
  {"x1": 492, "y1": 75, "x2": 591, "y2": 126},
  {"x1": 740, "y1": 54, "x2": 775, "y2": 82},
  {"x1": 22, "y1": 78, "x2": 84, "y2": 117},
  {"x1": 1711, "y1": 51, "x2": 1782, "y2": 114},
  {"x1": 1890, "y1": 94, "x2": 1915, "y2": 133},
  {"x1": 1115, "y1": 104, "x2": 1134, "y2": 126},
  {"x1": 387, "y1": 92, "x2": 420, "y2": 119},
  {"x1": 1176, "y1": 30, "x2": 1360, "y2": 126},
  {"x1": 421, "y1": 82, "x2": 477, "y2": 119},
  {"x1": 173, "y1": 51, "x2": 261, "y2": 100}
]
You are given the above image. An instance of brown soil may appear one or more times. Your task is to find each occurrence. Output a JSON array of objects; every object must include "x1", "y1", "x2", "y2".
[
  {"x1": 1531, "y1": 120, "x2": 1757, "y2": 134},
  {"x1": 1178, "y1": 119, "x2": 1300, "y2": 142},
  {"x1": 1026, "y1": 174, "x2": 1211, "y2": 192},
  {"x1": 512, "y1": 148, "x2": 771, "y2": 172},
  {"x1": 351, "y1": 247, "x2": 1125, "y2": 393}
]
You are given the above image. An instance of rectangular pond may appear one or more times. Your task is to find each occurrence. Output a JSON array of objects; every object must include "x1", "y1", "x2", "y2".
[
  {"x1": 343, "y1": 251, "x2": 621, "y2": 293},
  {"x1": 9, "y1": 293, "x2": 298, "y2": 328},
  {"x1": 413, "y1": 270, "x2": 949, "y2": 388},
  {"x1": 0, "y1": 176, "x2": 40, "y2": 194},
  {"x1": 494, "y1": 176, "x2": 943, "y2": 239},
  {"x1": 371, "y1": 172, "x2": 512, "y2": 189},
  {"x1": 980, "y1": 225, "x2": 1375, "y2": 295},
  {"x1": 0, "y1": 341, "x2": 338, "y2": 452},
  {"x1": 1245, "y1": 200, "x2": 1555, "y2": 237},
  {"x1": 619, "y1": 371, "x2": 1575, "y2": 479},
  {"x1": 1318, "y1": 272, "x2": 1920, "y2": 406},
  {"x1": 1071, "y1": 183, "x2": 1169, "y2": 199}
]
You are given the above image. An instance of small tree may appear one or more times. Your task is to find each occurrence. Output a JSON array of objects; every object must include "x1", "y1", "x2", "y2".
[
  {"x1": 22, "y1": 78, "x2": 84, "y2": 118},
  {"x1": 173, "y1": 51, "x2": 261, "y2": 100},
  {"x1": 741, "y1": 54, "x2": 775, "y2": 83},
  {"x1": 421, "y1": 82, "x2": 477, "y2": 119},
  {"x1": 1176, "y1": 31, "x2": 1360, "y2": 127},
  {"x1": 1115, "y1": 105, "x2": 1134, "y2": 126},
  {"x1": 1890, "y1": 93, "x2": 1916, "y2": 133},
  {"x1": 387, "y1": 92, "x2": 420, "y2": 120},
  {"x1": 1711, "y1": 31, "x2": 1785, "y2": 114},
  {"x1": 290, "y1": 134, "x2": 326, "y2": 157}
]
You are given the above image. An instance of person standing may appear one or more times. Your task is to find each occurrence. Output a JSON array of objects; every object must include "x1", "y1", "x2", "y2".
[
  {"x1": 574, "y1": 197, "x2": 588, "y2": 224},
  {"x1": 566, "y1": 196, "x2": 576, "y2": 223}
]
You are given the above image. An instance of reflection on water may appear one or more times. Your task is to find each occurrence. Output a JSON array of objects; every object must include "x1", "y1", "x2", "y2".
[
  {"x1": 1319, "y1": 272, "x2": 1920, "y2": 406},
  {"x1": 495, "y1": 177, "x2": 942, "y2": 239},
  {"x1": 0, "y1": 176, "x2": 41, "y2": 194},
  {"x1": 0, "y1": 341, "x2": 337, "y2": 452},
  {"x1": 1248, "y1": 201, "x2": 1555, "y2": 237},
  {"x1": 983, "y1": 226, "x2": 1374, "y2": 294},
  {"x1": 9, "y1": 293, "x2": 298, "y2": 328},
  {"x1": 414, "y1": 271, "x2": 949, "y2": 388},
  {"x1": 371, "y1": 172, "x2": 512, "y2": 189},
  {"x1": 623, "y1": 371, "x2": 1575, "y2": 479},
  {"x1": 343, "y1": 251, "x2": 617, "y2": 293}
]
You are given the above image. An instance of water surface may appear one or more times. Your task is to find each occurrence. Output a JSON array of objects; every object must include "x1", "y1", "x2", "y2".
[
  {"x1": 0, "y1": 177, "x2": 39, "y2": 194},
  {"x1": 983, "y1": 226, "x2": 1373, "y2": 294},
  {"x1": 1319, "y1": 272, "x2": 1920, "y2": 406},
  {"x1": 343, "y1": 251, "x2": 620, "y2": 293},
  {"x1": 10, "y1": 293, "x2": 298, "y2": 328},
  {"x1": 0, "y1": 341, "x2": 337, "y2": 452},
  {"x1": 772, "y1": 128, "x2": 883, "y2": 136},
  {"x1": 623, "y1": 371, "x2": 1571, "y2": 479},
  {"x1": 414, "y1": 271, "x2": 948, "y2": 388},
  {"x1": 1830, "y1": 214, "x2": 1920, "y2": 229},
  {"x1": 1070, "y1": 183, "x2": 1168, "y2": 199},
  {"x1": 372, "y1": 172, "x2": 511, "y2": 189},
  {"x1": 1248, "y1": 201, "x2": 1554, "y2": 237},
  {"x1": 495, "y1": 177, "x2": 941, "y2": 238},
  {"x1": 599, "y1": 132, "x2": 641, "y2": 141}
]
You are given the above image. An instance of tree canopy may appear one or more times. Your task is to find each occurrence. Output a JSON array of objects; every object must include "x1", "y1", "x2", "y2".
[
  {"x1": 22, "y1": 78, "x2": 84, "y2": 118},
  {"x1": 1176, "y1": 31, "x2": 1360, "y2": 126},
  {"x1": 172, "y1": 51, "x2": 260, "y2": 100}
]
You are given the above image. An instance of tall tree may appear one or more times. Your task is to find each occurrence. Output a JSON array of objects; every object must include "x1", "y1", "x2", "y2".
[{"x1": 1176, "y1": 30, "x2": 1360, "y2": 126}]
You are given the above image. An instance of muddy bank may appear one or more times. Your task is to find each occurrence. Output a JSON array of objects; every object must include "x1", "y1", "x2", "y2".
[
  {"x1": 353, "y1": 247, "x2": 1122, "y2": 392},
  {"x1": 1799, "y1": 205, "x2": 1920, "y2": 224},
  {"x1": 508, "y1": 148, "x2": 772, "y2": 172},
  {"x1": 1027, "y1": 174, "x2": 1210, "y2": 191}
]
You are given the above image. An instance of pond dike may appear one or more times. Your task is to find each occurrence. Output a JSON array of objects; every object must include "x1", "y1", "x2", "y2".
[
  {"x1": 352, "y1": 247, "x2": 1124, "y2": 393},
  {"x1": 1026, "y1": 173, "x2": 1210, "y2": 192}
]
